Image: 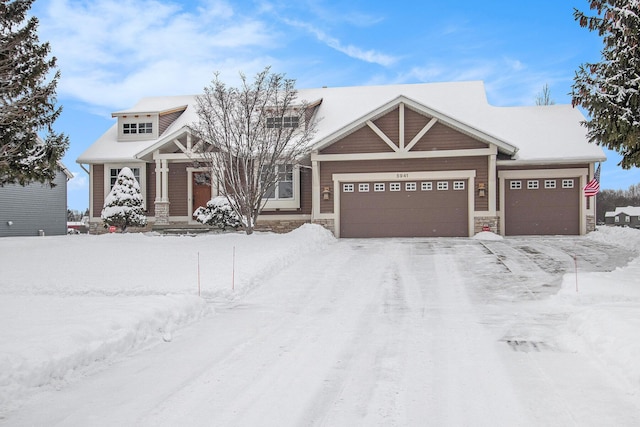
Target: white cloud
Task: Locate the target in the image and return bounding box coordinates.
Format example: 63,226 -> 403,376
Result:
37,0 -> 278,110
283,19 -> 397,67
67,172 -> 88,191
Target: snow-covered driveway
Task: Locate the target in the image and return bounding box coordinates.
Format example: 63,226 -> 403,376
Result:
3,233 -> 640,426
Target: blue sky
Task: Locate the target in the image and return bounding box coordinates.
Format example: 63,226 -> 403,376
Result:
31,0 -> 640,211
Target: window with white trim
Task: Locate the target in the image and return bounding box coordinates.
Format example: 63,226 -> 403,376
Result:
437,181 -> 448,190
527,180 -> 539,190
421,182 -> 432,191
359,183 -> 369,192
453,181 -> 465,190
405,182 -> 417,191
266,116 -> 299,129
544,180 -> 556,189
343,183 -> 354,192
374,183 -> 385,192
123,122 -> 152,134
615,216 -> 620,223
625,215 -> 631,223
510,181 -> 522,190
263,164 -> 294,199
110,167 -> 140,189
390,182 -> 401,192
562,179 -> 574,188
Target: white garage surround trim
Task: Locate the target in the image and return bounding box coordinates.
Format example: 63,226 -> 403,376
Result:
498,168 -> 589,236
330,170 -> 477,238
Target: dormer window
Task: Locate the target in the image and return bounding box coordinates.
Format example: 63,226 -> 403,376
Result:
123,122 -> 153,134
267,116 -> 299,129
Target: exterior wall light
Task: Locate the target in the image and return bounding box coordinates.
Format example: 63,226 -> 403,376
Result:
7,221 -> 13,226
478,182 -> 486,197
322,186 -> 331,201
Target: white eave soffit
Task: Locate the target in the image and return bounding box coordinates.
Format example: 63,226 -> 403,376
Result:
312,95 -> 518,155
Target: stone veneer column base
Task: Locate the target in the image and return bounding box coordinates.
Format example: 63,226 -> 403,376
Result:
474,216 -> 500,235
586,215 -> 596,233
312,219 -> 335,236
154,201 -> 170,226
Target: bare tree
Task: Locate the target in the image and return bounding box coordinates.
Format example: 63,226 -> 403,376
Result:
191,67 -> 317,235
535,83 -> 555,106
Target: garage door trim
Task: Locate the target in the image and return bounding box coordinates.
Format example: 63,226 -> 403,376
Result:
332,170 -> 476,238
498,168 -> 588,236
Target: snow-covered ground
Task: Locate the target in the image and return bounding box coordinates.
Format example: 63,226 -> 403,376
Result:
1,225 -> 639,425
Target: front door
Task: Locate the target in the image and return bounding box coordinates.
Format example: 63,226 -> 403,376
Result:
193,172 -> 212,211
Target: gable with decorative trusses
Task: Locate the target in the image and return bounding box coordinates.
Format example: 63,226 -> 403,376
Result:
311,96 -> 517,162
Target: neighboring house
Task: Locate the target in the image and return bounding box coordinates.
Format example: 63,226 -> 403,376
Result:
0,162 -> 73,237
77,81 -> 605,237
604,206 -> 640,228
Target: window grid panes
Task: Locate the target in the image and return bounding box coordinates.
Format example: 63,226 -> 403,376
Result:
405,182 -> 417,191
510,181 -> 522,190
437,181 -> 448,191
343,183 -> 354,192
123,122 -> 152,134
390,182 -> 401,192
528,180 -> 539,190
374,183 -> 385,192
110,168 -> 140,188
359,183 -> 369,192
264,165 -> 294,199
562,179 -> 574,188
453,181 -> 465,190
421,182 -> 432,191
545,180 -> 556,189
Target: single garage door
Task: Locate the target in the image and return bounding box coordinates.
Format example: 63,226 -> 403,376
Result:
504,178 -> 580,235
340,180 -> 468,238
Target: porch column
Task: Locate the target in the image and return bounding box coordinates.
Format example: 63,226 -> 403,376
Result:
154,158 -> 170,225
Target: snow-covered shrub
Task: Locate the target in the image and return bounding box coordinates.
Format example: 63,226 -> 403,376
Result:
101,167 -> 147,232
193,196 -> 241,229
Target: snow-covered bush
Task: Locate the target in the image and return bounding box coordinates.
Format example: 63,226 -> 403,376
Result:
101,167 -> 147,232
193,196 -> 241,230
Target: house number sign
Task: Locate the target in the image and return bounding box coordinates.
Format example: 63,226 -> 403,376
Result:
396,173 -> 410,178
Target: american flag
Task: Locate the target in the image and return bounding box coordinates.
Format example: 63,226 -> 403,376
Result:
584,163 -> 601,197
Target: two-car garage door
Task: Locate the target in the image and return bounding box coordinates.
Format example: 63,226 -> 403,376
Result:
340,179 -> 468,238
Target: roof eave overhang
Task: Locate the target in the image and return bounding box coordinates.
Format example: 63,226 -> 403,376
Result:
496,156 -> 607,166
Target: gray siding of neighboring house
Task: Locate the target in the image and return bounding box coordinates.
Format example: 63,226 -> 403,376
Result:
0,170 -> 68,237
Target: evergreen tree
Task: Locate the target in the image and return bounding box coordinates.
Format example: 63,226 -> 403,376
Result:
0,0 -> 68,186
193,196 -> 241,229
571,1 -> 640,169
101,168 -> 147,232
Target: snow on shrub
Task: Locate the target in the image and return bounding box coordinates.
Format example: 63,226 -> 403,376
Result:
193,196 -> 241,229
101,167 -> 147,232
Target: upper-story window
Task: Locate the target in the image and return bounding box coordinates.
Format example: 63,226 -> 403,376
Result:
123,122 -> 153,134
267,116 -> 299,129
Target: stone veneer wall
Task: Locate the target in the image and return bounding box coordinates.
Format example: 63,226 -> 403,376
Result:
586,215 -> 596,233
254,219 -> 310,234
311,218 -> 335,235
474,216 -> 500,235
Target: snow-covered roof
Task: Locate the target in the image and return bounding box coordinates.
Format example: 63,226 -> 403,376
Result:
605,206 -> 640,217
77,81 -> 606,164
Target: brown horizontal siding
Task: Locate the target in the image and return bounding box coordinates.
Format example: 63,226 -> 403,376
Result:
146,165 -> 156,216
404,107 -> 431,144
372,107 -> 399,148
92,164 -> 104,218
320,156 -> 488,213
411,122 -> 487,151
320,125 -> 396,154
168,163 -> 188,216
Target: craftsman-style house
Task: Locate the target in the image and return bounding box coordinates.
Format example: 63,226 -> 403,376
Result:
77,81 -> 605,237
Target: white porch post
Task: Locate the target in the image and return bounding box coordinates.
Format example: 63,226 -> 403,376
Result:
154,156 -> 170,225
